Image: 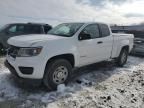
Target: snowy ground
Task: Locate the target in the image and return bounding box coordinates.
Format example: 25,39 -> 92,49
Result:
0,56 -> 144,108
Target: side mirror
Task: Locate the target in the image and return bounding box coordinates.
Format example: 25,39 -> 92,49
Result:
79,32 -> 91,40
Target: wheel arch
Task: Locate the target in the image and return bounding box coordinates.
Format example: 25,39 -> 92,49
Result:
116,45 -> 130,58
121,45 -> 129,53
45,53 -> 75,68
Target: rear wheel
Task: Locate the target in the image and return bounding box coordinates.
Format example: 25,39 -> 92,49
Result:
0,44 -> 4,55
43,59 -> 72,90
116,48 -> 129,67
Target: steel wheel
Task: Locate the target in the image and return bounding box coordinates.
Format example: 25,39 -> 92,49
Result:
53,66 -> 68,84
43,59 -> 72,90
121,51 -> 127,64
116,48 -> 128,67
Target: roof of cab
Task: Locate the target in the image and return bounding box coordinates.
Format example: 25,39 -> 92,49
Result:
8,22 -> 51,26
61,22 -> 109,25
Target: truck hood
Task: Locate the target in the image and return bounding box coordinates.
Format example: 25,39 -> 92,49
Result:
8,34 -> 66,47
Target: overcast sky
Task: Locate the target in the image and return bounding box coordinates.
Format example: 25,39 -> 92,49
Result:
0,0 -> 144,25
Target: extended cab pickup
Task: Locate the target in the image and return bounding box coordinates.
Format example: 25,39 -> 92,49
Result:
5,22 -> 134,90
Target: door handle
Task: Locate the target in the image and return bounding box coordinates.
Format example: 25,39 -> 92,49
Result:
97,41 -> 103,44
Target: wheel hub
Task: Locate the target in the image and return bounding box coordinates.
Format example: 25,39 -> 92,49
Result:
53,66 -> 68,84
57,72 -> 63,78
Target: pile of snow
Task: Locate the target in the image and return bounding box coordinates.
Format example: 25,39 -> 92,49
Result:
0,59 -> 20,101
0,56 -> 144,108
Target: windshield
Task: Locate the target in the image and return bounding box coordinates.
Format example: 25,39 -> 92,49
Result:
0,24 -> 9,32
48,23 -> 84,37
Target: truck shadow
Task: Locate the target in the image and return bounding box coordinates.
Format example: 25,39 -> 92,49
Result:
71,61 -> 116,84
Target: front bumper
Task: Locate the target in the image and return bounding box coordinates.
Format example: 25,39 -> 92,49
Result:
5,53 -> 46,79
4,60 -> 42,86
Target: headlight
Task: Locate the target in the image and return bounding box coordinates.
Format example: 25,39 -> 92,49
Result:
17,47 -> 42,57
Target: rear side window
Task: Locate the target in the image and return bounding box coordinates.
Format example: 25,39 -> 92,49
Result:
25,25 -> 41,34
99,24 -> 110,37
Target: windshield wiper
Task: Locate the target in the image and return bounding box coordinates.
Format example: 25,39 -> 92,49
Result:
48,33 -> 70,37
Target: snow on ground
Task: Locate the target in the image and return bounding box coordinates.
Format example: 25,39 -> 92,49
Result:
0,56 -> 144,108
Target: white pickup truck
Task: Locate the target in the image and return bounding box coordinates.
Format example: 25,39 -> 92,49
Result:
5,22 -> 134,90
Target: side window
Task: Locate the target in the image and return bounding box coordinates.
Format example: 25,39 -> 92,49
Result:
81,24 -> 100,39
25,25 -> 31,34
17,25 -> 25,33
99,24 -> 110,37
8,25 -> 17,33
25,25 -> 41,34
32,25 -> 41,34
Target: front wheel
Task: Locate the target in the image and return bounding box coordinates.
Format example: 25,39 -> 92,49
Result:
43,59 -> 72,90
116,48 -> 129,67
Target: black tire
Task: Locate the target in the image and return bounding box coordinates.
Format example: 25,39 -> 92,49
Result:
43,59 -> 72,90
0,44 -> 4,55
116,48 -> 129,67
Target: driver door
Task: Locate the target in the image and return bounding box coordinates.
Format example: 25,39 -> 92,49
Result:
78,24 -> 104,66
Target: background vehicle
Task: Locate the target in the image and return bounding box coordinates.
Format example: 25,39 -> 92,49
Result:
5,22 -> 134,90
129,31 -> 144,55
0,23 -> 52,52
111,25 -> 144,56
